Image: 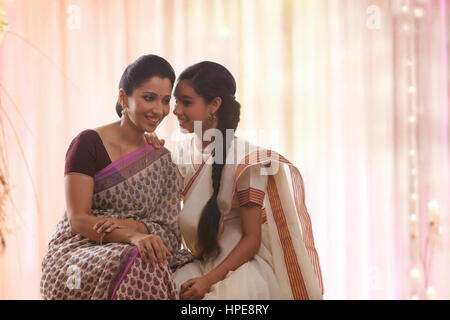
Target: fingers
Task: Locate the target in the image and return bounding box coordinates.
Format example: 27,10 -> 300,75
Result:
144,133 -> 162,149
154,138 -> 162,148
179,287 -> 190,300
180,279 -> 195,293
158,237 -> 171,260
180,287 -> 196,300
93,219 -> 106,232
163,245 -> 171,259
134,235 -> 171,269
144,133 -> 153,145
149,136 -> 159,148
144,240 -> 157,268
105,224 -> 121,233
152,239 -> 164,267
151,137 -> 164,149
150,236 -> 170,266
137,242 -> 149,265
180,278 -> 206,300
94,219 -> 110,233
96,220 -> 115,234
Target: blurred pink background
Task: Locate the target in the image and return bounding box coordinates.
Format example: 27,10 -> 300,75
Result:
0,0 -> 448,299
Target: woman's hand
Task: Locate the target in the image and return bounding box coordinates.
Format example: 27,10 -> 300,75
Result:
144,132 -> 165,149
93,217 -> 124,234
129,233 -> 171,268
179,276 -> 214,300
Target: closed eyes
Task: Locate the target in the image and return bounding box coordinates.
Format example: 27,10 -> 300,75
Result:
175,99 -> 192,106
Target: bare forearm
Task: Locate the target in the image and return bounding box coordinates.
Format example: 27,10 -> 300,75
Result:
70,214 -> 139,243
118,219 -> 148,234
204,235 -> 260,285
100,226 -> 138,245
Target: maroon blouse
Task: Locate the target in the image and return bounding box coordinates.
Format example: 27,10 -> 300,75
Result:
64,129 -> 112,178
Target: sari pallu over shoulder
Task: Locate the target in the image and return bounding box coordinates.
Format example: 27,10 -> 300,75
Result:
234,149 -> 324,299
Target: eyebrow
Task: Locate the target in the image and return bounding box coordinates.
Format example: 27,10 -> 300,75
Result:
142,91 -> 171,97
176,95 -> 193,99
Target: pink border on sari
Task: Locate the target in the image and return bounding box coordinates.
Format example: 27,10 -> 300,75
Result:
94,144 -> 155,181
110,246 -> 139,300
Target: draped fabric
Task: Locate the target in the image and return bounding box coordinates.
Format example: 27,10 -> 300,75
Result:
173,135 -> 323,299
41,142 -> 191,299
0,0 -> 448,299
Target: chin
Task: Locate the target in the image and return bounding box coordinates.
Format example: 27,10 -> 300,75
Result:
142,122 -> 158,133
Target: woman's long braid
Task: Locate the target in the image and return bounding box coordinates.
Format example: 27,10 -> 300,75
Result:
178,61 -> 241,260
197,95 -> 240,259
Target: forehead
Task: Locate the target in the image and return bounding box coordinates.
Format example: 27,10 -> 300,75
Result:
135,77 -> 172,96
174,80 -> 197,98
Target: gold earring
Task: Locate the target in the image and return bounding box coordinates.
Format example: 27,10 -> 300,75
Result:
208,114 -> 216,122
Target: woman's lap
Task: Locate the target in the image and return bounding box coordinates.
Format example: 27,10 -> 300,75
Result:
41,242 -> 177,300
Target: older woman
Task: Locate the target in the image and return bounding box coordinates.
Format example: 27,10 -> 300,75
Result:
40,55 -> 192,300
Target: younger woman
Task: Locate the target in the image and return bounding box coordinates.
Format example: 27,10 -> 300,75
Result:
148,61 -> 324,299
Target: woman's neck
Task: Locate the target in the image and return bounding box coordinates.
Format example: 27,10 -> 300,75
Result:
193,122 -> 219,153
118,116 -> 145,146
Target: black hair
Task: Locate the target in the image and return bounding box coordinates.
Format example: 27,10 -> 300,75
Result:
115,54 -> 176,117
178,61 -> 241,259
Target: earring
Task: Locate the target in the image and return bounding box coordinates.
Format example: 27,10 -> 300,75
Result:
121,107 -> 127,116
208,114 -> 217,122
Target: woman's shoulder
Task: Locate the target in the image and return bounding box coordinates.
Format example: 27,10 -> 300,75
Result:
153,147 -> 180,182
65,128 -> 113,177
71,122 -> 119,149
65,130 -> 100,177
91,122 -> 119,142
228,135 -> 269,163
233,135 -> 266,151
68,129 -> 100,149
67,129 -> 107,157
171,134 -> 194,162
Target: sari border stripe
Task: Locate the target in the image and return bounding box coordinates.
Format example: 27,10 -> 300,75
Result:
267,175 -> 309,300
237,188 -> 266,207
231,149 -> 324,296
94,144 -> 159,180
108,246 -> 139,299
289,165 -> 324,294
181,160 -> 207,197
94,148 -> 170,194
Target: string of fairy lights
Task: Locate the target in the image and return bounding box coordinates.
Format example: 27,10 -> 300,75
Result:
399,0 -> 443,300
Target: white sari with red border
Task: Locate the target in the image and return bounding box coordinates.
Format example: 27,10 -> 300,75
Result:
172,134 -> 324,300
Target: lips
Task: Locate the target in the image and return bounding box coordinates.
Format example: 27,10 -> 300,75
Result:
145,116 -> 160,126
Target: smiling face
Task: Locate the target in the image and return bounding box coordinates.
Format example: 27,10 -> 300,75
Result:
173,79 -> 220,133
119,76 -> 172,133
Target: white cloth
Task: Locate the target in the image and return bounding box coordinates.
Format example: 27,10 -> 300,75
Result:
172,134 -> 323,300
